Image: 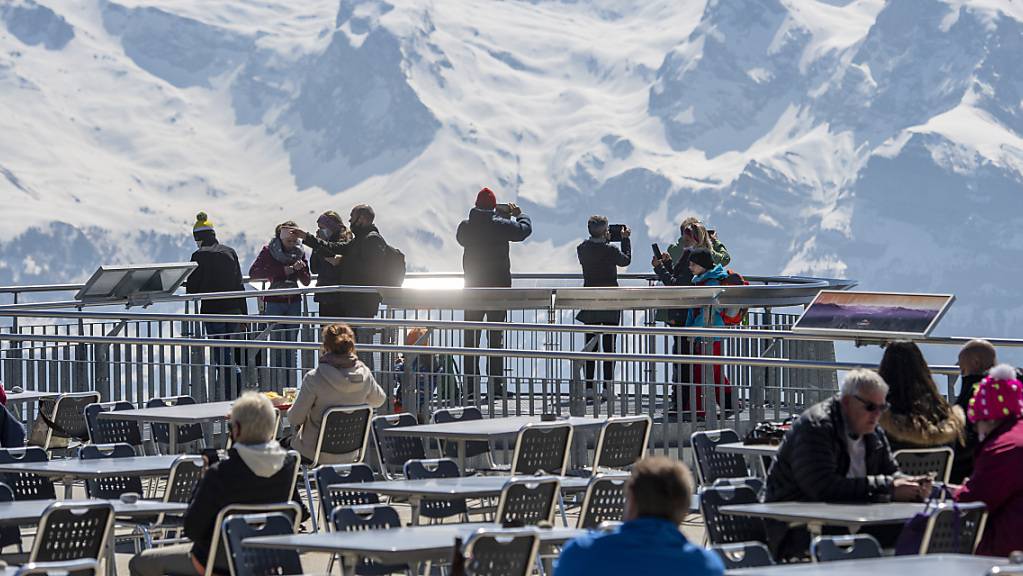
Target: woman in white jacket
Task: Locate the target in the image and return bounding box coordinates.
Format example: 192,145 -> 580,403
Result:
287,323 -> 386,464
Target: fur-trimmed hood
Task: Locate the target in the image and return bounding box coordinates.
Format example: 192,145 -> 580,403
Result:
880,405 -> 966,447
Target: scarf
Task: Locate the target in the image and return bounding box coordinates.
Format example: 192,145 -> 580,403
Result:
269,237 -> 304,266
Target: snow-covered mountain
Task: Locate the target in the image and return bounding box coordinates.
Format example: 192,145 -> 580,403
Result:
1,0 -> 1022,342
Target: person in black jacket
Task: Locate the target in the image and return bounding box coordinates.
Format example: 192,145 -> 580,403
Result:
765,369 -> 930,558
576,216 -> 631,397
128,392 -> 299,576
455,188 -> 532,399
308,211 -> 351,319
291,205 -> 387,368
185,212 -> 249,399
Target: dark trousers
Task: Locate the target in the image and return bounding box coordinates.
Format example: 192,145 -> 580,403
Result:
204,322 -> 242,400
583,325 -> 617,385
464,309 -> 506,396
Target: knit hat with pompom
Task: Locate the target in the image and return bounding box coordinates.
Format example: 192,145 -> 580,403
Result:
968,363 -> 1023,422
193,212 -> 214,233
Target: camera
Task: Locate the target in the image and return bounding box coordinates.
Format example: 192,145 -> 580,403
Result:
608,224 -> 625,242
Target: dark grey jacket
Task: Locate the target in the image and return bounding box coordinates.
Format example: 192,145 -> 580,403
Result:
765,395 -> 899,503
456,208 -> 532,288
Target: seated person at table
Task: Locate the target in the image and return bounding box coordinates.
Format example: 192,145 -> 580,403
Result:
553,456 -> 724,576
129,392 -> 299,576
765,369 -> 930,556
286,322 -> 386,464
952,364 -> 1023,557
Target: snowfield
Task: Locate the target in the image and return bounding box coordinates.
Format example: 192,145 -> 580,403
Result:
1,0 -> 1022,341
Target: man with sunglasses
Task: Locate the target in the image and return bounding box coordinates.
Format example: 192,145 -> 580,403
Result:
764,369 -> 931,558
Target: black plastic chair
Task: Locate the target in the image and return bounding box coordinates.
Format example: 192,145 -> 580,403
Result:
510,423 -> 572,476
920,501 -> 988,554
811,534 -> 883,562
699,485 -> 767,545
592,416 -> 651,472
711,476 -> 764,497
331,505 -> 407,575
38,392 -> 100,451
433,407 -> 505,472
404,458 -> 468,522
315,463 -> 380,528
463,528 -> 540,576
711,541 -> 775,569
370,413 -> 425,480
0,447 -> 56,500
495,477 -> 560,527
223,512 -> 303,576
146,455 -> 204,547
577,474 -> 627,529
690,429 -> 747,485
79,443 -> 143,498
0,481 -> 21,552
30,501 -> 114,564
894,447 -> 954,484
147,396 -> 204,452
84,401 -> 143,448
302,405 -> 373,532
203,502 -> 301,576
13,558 -> 98,576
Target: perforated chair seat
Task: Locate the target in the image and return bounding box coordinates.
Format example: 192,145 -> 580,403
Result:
711,542 -> 774,569
691,429 -> 748,485
894,447 -> 955,484
39,392 -> 100,451
147,396 -> 204,449
700,485 -> 767,545
30,501 -> 114,564
84,402 -> 143,447
920,501 -> 988,555
314,464 -> 379,530
331,505 -> 408,575
0,447 -> 57,500
577,474 -> 627,529
370,413 -> 425,480
79,443 -> 144,500
496,477 -> 560,527
223,512 -> 303,576
811,534 -> 883,562
463,528 -> 541,576
404,458 -> 467,521
510,423 -> 572,476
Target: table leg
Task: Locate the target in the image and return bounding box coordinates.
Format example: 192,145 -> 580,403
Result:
342,553 -> 357,576
457,440 -> 467,473
63,475 -> 73,499
411,496 -> 421,526
169,423 -> 178,454
808,522 -> 824,537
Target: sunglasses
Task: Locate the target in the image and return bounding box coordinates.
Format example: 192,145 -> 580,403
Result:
852,394 -> 890,413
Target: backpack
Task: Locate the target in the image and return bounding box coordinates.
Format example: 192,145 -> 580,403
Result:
719,269 -> 749,325
371,232 -> 407,287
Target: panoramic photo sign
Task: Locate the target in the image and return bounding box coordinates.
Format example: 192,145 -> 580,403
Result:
792,290 -> 955,339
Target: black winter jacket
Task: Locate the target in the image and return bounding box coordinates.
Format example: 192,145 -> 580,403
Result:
185,242 -> 249,315
302,225 -> 387,317
309,231 -> 347,305
184,448 -> 298,571
456,208 -> 532,288
653,247 -> 693,325
577,237 -> 631,287
765,395 -> 899,503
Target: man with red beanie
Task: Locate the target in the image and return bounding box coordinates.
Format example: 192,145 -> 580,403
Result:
456,187 -> 532,400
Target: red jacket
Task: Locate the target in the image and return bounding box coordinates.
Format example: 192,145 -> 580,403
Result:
955,416 -> 1023,557
248,246 -> 310,303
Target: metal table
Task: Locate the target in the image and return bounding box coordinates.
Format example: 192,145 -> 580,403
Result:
336,475 -> 594,525
3,390 -> 60,405
726,554 -> 1007,575
97,400 -> 233,453
244,522 -> 584,576
716,442 -> 780,476
719,501 -> 926,535
377,415 -> 608,471
0,455 -> 180,498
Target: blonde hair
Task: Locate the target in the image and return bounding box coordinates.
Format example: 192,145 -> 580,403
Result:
682,220 -> 713,250
230,391 -> 277,444
322,323 -> 356,356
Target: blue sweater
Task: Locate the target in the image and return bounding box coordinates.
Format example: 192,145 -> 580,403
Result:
553,517 -> 724,576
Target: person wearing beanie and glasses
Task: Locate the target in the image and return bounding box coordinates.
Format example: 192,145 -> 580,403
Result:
308,211 -> 352,319
952,364 -> 1023,557
185,212 -> 249,399
456,187 -> 532,400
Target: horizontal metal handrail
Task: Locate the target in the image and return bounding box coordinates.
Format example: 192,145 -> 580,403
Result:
2,309 -> 1021,349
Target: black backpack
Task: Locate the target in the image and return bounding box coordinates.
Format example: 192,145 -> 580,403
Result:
370,232 -> 406,287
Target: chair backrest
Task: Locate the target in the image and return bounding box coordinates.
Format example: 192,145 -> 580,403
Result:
510,423 -> 572,476
463,528 -> 540,576
577,474 -> 628,529
404,458 -> 466,519
711,476 -> 764,496
811,534 -> 882,562
699,486 -> 767,545
315,463 -> 379,526
495,477 -> 560,527
593,416 -> 651,471
30,501 -> 114,564
921,501 -> 988,555
48,392 -> 101,445
155,455 -> 204,525
370,413 -> 424,479
204,502 -> 301,576
711,542 -> 775,570
690,429 -> 746,485
84,401 -> 142,446
314,405 -> 373,467
79,443 -> 142,498
223,512 -> 303,576
0,447 -> 56,500
14,559 -> 99,576
433,407 -> 490,459
330,504 -> 407,576
894,447 -> 954,484
147,396 -> 204,446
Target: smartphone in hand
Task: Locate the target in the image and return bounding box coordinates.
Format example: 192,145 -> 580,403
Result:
651,243 -> 663,259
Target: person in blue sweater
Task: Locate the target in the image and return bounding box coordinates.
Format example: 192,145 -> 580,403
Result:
554,456 -> 724,576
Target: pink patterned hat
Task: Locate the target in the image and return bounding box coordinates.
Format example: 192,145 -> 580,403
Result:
968,364 -> 1023,423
